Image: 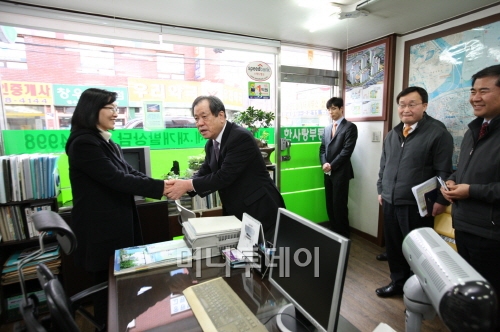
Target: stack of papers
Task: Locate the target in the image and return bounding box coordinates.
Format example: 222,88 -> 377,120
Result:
411,177 -> 438,217
2,243 -> 60,285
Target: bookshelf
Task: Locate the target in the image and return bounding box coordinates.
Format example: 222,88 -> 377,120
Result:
0,197 -> 58,324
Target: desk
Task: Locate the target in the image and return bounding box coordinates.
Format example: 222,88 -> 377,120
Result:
108,257 -> 359,331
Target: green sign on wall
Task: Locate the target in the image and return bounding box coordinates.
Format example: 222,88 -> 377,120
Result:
280,127 -> 324,143
2,127 -> 321,155
2,129 -> 208,154
52,84 -> 129,107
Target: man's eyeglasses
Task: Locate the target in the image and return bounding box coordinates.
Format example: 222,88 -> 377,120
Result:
397,103 -> 423,110
102,106 -> 119,113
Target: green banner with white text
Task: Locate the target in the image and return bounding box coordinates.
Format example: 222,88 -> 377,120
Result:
1,127 -> 324,155
2,129 -> 207,154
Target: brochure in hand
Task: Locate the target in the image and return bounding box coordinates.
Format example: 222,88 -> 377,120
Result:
113,239 -> 192,276
411,177 -> 438,217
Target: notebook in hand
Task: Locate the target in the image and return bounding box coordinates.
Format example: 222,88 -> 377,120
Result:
424,188 -> 438,216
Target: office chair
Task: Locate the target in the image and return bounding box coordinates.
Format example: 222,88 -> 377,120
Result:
18,210 -> 108,332
44,278 -> 80,332
175,199 -> 196,226
35,262 -> 108,331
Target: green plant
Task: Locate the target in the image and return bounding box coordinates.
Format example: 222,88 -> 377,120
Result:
162,171 -> 180,180
233,106 -> 275,147
187,154 -> 205,170
233,106 -> 275,137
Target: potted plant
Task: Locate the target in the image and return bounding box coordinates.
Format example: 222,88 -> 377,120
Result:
233,106 -> 276,164
185,154 -> 205,177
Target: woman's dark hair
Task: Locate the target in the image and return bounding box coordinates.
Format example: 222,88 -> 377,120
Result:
70,88 -> 117,132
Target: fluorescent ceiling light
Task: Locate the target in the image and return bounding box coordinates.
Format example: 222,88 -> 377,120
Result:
296,0 -> 331,8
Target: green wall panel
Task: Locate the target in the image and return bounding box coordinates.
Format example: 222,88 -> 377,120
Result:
281,142 -> 320,169
281,167 -> 323,193
282,188 -> 327,223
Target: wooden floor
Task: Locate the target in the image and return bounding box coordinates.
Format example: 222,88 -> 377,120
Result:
1,234 -> 448,332
340,233 -> 448,332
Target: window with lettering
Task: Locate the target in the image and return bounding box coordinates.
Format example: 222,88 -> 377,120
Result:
0,24 -> 276,153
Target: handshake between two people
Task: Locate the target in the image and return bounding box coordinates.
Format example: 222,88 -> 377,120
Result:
163,179 -> 194,200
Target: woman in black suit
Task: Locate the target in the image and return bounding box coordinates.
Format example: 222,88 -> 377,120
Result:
165,96 -> 285,240
65,88 -> 167,328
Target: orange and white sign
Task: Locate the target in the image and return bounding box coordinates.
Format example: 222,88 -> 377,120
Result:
1,81 -> 53,105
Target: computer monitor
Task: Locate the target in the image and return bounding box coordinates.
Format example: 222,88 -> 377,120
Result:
122,146 -> 152,178
122,146 -> 152,200
268,208 -> 350,332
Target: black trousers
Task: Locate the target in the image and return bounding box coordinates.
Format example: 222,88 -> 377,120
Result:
90,270 -> 108,329
324,174 -> 351,238
455,230 -> 500,330
382,201 -> 433,286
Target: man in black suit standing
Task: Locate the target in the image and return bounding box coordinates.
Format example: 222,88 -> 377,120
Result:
165,96 -> 285,240
319,97 -> 358,238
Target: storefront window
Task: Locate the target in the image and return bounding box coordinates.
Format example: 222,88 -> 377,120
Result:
280,46 -> 339,127
0,25 -> 276,131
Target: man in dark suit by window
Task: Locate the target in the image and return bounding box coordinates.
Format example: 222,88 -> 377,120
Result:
319,97 -> 358,239
165,96 -> 285,240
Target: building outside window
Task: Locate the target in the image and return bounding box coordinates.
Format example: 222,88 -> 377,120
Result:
0,25 -> 277,131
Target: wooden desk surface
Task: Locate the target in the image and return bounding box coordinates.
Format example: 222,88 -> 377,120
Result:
108,257 -> 359,332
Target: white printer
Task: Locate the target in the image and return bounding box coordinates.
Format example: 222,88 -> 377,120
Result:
182,215 -> 241,259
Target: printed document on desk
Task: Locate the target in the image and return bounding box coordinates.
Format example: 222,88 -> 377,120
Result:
411,177 -> 438,217
114,239 -> 192,276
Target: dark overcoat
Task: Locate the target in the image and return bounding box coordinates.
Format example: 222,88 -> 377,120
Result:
66,129 -> 164,272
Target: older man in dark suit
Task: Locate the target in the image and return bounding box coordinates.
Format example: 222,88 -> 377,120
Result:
319,97 -> 358,238
165,96 -> 285,240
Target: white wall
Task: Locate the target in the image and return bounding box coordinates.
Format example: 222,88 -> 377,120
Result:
348,3 -> 500,237
348,121 -> 383,236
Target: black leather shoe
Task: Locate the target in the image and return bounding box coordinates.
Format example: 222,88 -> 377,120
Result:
376,252 -> 388,261
376,282 -> 404,297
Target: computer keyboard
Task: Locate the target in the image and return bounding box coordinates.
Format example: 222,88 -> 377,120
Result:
183,277 -> 267,332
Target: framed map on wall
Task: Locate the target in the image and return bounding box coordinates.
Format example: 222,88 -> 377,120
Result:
404,14 -> 500,167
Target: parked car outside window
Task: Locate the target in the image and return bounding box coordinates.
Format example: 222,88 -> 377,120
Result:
123,116 -> 196,129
